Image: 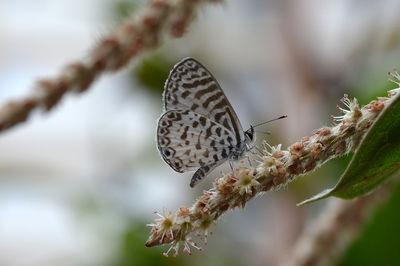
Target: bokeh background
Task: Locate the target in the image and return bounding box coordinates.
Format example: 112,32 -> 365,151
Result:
1,0 -> 400,265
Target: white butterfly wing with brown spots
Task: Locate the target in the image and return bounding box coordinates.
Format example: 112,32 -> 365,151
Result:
158,57 -> 248,187
163,57 -> 244,144
157,110 -> 235,172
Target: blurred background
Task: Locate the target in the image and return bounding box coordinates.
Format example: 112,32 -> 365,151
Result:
1,0 -> 400,265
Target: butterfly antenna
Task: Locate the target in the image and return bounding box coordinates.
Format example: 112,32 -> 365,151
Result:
255,130 -> 271,135
252,115 -> 287,128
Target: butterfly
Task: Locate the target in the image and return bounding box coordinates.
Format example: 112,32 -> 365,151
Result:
157,57 -> 256,187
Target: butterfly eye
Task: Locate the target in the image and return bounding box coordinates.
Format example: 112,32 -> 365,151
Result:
245,131 -> 254,140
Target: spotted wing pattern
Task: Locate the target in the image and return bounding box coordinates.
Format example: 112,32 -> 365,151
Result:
157,110 -> 235,184
190,163 -> 219,187
163,58 -> 244,144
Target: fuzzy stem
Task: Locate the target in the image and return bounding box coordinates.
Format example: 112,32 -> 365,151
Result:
0,0 -> 221,132
146,88 -> 399,256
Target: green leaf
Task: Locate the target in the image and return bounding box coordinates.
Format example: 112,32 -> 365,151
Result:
299,93 -> 400,206
337,181 -> 400,266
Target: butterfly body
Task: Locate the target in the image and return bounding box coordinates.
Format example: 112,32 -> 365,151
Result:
157,58 -> 255,187
231,126 -> 256,160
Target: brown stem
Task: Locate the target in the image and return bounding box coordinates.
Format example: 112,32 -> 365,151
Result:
145,92 -> 395,256
0,0 -> 221,133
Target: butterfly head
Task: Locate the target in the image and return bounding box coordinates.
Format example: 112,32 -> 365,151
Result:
244,125 -> 256,147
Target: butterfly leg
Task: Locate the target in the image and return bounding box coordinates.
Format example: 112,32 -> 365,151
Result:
247,156 -> 252,166
254,146 -> 264,156
229,160 -> 234,172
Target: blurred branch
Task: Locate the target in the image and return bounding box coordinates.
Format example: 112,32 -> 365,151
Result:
281,182 -> 393,266
146,87 -> 400,256
0,0 -> 221,132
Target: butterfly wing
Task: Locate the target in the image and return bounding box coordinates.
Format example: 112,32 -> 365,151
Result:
190,162 -> 219,187
157,110 -> 235,173
163,57 -> 244,144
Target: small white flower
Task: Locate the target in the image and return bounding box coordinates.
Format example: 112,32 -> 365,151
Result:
163,238 -> 203,257
234,170 -> 260,195
194,215 -> 216,245
147,208 -> 176,243
331,94 -> 360,122
388,68 -> 400,97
